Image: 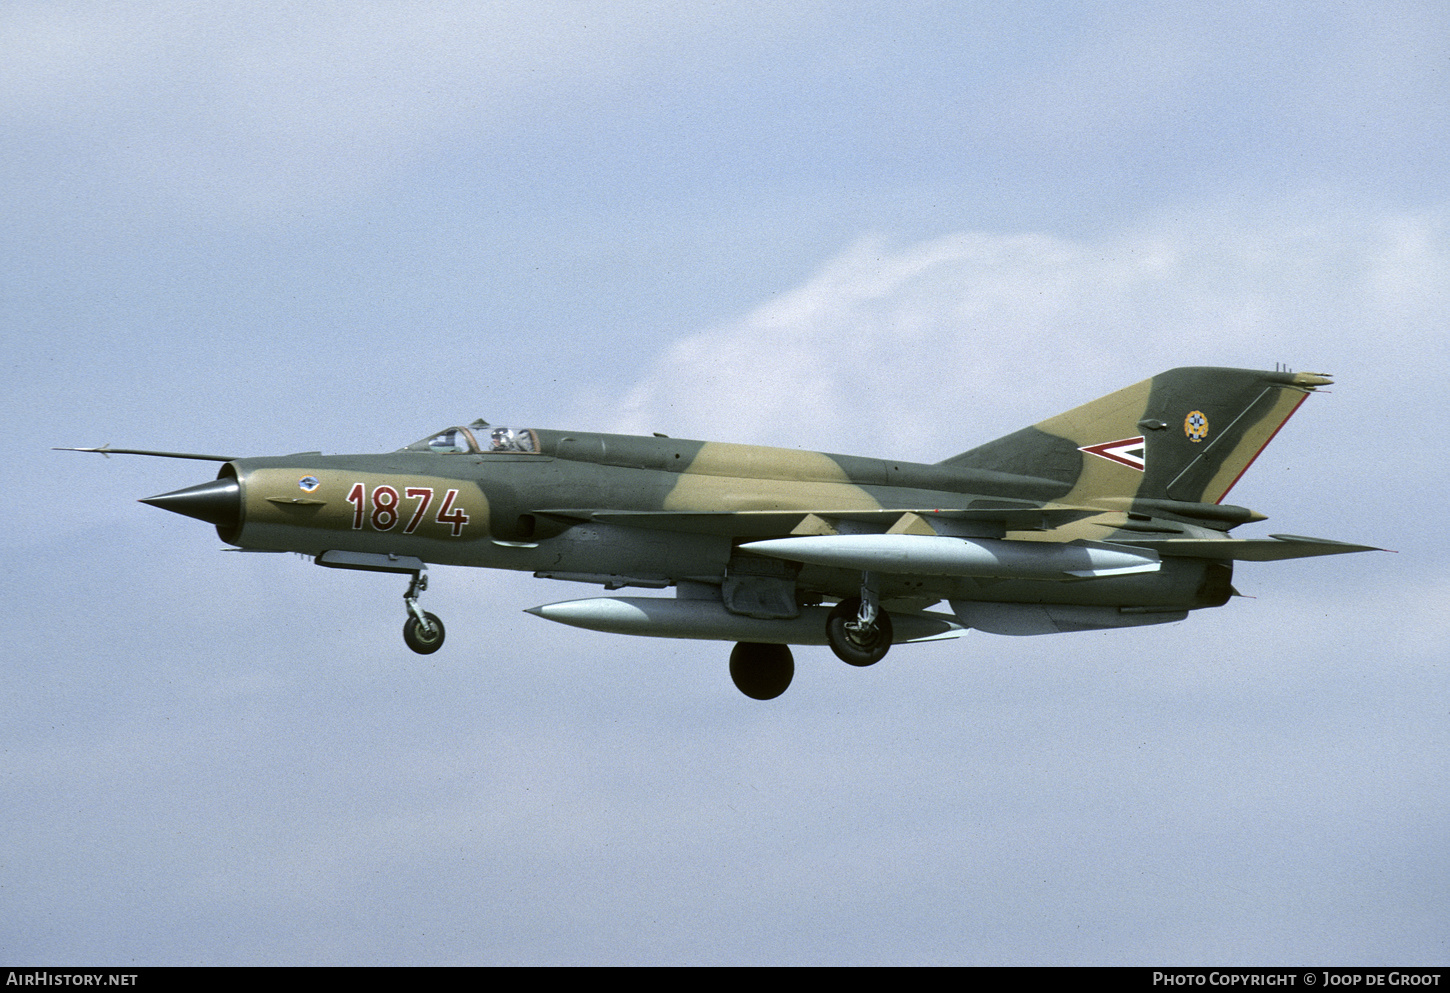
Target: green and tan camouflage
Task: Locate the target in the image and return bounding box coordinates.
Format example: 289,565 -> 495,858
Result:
66,366 -> 1377,699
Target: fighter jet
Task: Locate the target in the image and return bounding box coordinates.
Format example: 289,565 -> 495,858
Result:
63,366 -> 1378,699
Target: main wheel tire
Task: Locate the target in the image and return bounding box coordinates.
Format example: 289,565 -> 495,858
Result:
826,597 -> 893,667
403,612 -> 446,655
729,642 -> 794,700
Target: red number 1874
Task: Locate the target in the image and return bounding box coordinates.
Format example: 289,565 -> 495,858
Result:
345,484 -> 469,536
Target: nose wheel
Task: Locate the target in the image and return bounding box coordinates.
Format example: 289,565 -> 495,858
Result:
403,570 -> 445,654
404,611 -> 446,654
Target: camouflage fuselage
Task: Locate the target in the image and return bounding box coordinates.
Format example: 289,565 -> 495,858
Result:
218,421 -> 1234,613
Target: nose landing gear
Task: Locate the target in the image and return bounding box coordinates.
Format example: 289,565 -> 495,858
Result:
314,550 -> 446,655
402,571 -> 445,655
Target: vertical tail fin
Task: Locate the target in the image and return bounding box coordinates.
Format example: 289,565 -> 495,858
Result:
943,367 -> 1332,507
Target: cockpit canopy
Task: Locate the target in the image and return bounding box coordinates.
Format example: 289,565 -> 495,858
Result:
402,420 -> 540,455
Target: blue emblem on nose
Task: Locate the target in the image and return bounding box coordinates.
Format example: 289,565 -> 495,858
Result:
299,476 -> 320,492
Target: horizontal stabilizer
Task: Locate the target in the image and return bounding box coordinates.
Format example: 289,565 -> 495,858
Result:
1114,533 -> 1382,561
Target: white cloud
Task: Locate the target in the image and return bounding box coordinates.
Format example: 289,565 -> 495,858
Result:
611,204 -> 1450,465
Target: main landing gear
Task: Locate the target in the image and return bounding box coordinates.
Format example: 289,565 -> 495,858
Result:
825,572 -> 893,667
728,573 -> 895,700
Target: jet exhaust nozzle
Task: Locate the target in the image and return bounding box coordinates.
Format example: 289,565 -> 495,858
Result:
140,477 -> 241,530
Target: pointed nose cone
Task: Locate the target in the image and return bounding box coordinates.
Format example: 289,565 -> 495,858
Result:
140,478 -> 241,529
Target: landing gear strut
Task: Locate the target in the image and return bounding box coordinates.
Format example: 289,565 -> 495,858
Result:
826,571 -> 893,666
402,570 -> 445,655
314,551 -> 447,655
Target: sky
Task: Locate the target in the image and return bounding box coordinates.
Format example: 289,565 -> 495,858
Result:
3,2 -> 1447,966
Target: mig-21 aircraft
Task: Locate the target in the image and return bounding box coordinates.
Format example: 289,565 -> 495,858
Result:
63,366 -> 1378,699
